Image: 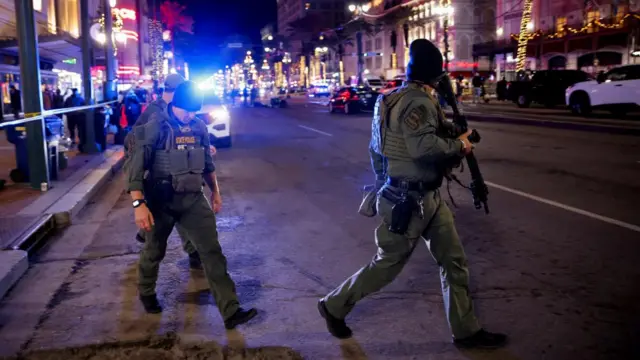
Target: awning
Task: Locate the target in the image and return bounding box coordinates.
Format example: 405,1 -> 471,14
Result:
0,32 -> 82,63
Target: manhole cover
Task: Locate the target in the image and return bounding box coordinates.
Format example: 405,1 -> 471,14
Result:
216,216 -> 244,232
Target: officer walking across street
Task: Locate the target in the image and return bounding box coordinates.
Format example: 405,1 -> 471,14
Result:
127,81 -> 257,329
317,39 -> 507,349
124,74 -> 203,270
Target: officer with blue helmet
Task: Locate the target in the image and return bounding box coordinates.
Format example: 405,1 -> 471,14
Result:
127,81 -> 257,329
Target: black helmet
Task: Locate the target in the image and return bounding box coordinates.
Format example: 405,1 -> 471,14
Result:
406,39 -> 444,84
171,81 -> 202,112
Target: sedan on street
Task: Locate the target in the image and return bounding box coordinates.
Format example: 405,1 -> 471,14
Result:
328,86 -> 379,114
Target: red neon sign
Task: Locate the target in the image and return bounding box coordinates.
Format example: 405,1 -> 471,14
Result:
113,8 -> 136,20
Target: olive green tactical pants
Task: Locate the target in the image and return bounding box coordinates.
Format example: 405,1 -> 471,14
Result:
138,192 -> 240,320
137,228 -> 197,255
323,187 -> 481,339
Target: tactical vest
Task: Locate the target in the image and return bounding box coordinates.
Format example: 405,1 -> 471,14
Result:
152,118 -> 206,193
372,84 -> 446,183
372,87 -> 418,162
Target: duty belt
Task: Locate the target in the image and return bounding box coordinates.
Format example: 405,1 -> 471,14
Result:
386,177 -> 441,192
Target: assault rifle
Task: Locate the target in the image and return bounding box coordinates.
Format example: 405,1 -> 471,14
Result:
433,74 -> 490,214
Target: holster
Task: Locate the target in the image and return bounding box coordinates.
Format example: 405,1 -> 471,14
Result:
381,186 -> 417,235
147,179 -> 174,203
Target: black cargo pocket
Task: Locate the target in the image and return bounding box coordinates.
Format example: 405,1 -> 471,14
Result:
172,173 -> 203,193
169,150 -> 190,175
187,148 -> 205,173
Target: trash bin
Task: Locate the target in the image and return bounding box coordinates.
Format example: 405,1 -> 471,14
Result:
5,116 -> 69,183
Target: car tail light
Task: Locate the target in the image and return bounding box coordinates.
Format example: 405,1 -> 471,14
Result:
352,95 -> 360,101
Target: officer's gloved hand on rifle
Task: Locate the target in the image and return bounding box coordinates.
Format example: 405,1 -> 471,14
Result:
457,129 -> 474,155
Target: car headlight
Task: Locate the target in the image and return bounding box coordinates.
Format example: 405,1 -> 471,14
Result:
210,107 -> 229,122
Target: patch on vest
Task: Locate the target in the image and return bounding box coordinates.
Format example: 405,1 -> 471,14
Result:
404,105 -> 426,130
175,136 -> 196,145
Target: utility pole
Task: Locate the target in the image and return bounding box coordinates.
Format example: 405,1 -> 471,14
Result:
356,31 -> 364,85
80,0 -> 99,153
103,0 -> 116,101
14,0 -> 49,189
136,0 -> 145,77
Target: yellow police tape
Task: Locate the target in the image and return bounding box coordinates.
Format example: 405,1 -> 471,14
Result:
23,112 -> 42,119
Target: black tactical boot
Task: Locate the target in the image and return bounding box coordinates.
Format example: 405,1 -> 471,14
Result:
135,232 -> 145,243
318,300 -> 352,339
224,308 -> 258,329
188,252 -> 202,270
139,294 -> 162,314
453,329 -> 508,349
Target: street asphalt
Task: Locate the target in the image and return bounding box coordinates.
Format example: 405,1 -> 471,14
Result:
0,102 -> 639,360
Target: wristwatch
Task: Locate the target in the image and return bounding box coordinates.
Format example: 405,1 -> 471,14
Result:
132,199 -> 146,208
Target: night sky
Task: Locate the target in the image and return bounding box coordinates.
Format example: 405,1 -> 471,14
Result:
176,0 -> 277,79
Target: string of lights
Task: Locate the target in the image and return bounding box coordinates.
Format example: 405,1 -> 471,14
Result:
515,0 -> 533,72
149,20 -> 164,84
509,13 -> 640,42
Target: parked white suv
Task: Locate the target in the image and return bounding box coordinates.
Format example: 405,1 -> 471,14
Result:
566,64 -> 640,116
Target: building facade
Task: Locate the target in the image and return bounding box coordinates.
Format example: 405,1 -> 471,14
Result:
475,0 -> 640,80
340,0 -> 495,84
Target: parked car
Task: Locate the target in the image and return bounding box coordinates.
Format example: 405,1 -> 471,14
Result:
197,93 -> 232,148
328,86 -> 379,114
507,70 -> 592,108
380,79 -> 404,95
566,64 -> 640,116
364,75 -> 385,92
309,84 -> 331,97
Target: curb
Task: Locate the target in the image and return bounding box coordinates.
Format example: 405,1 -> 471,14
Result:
0,147 -> 124,300
449,112 -> 640,136
299,101 -> 639,135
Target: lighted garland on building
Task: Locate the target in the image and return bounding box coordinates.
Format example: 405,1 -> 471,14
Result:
98,10 -> 124,55
149,20 -> 164,84
510,13 -> 640,42
515,0 -> 533,72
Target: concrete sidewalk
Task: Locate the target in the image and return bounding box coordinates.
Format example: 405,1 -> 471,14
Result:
0,146 -> 124,301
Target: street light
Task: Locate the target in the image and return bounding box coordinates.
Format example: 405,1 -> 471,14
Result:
268,35 -> 273,41
348,3 -> 371,85
496,27 -> 504,37
526,22 -> 534,31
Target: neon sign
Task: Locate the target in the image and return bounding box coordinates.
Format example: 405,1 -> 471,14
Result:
113,8 -> 136,20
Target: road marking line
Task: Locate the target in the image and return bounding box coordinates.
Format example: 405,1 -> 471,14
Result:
298,125 -> 333,137
486,181 -> 640,233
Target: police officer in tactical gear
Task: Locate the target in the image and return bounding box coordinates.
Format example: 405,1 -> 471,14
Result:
127,81 -> 257,329
318,39 -> 507,349
125,74 -> 203,270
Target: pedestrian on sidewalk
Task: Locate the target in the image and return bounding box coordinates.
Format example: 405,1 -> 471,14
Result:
472,73 -> 483,104
9,85 -> 21,120
123,73 -> 204,270
318,39 -> 507,349
127,81 -> 257,329
63,88 -> 86,146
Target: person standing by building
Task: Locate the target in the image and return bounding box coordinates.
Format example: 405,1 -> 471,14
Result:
127,81 -> 257,329
64,88 -> 86,145
9,85 -> 21,119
